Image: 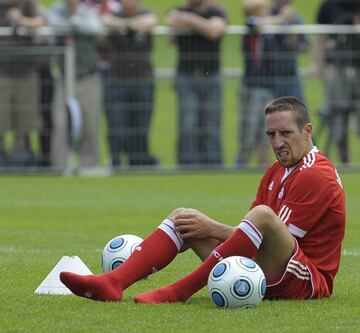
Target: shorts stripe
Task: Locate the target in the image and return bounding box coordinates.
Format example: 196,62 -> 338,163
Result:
267,239 -> 311,285
287,268 -> 310,280
287,262 -> 310,279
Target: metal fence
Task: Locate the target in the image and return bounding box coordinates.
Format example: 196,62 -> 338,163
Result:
0,25 -> 359,174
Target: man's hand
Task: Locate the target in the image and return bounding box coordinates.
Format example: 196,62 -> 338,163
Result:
173,208 -> 216,239
165,9 -> 225,40
165,10 -> 193,28
6,7 -> 23,24
168,208 -> 234,241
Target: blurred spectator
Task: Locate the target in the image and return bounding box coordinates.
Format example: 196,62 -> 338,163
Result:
314,0 -> 360,164
84,0 -> 121,17
166,0 -> 227,167
83,0 -> 121,138
48,0 -> 103,173
237,0 -> 274,167
237,0 -> 308,167
38,54 -> 55,168
101,0 -> 159,168
0,0 -> 45,167
269,0 -> 309,100
37,6 -> 56,168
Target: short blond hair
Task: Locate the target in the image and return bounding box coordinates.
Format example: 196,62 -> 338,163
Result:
243,0 -> 269,17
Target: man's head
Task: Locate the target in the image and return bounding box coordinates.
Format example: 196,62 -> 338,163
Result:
272,0 -> 290,9
264,96 -> 313,168
65,0 -> 80,13
122,0 -> 139,15
187,0 -> 207,9
243,0 -> 269,17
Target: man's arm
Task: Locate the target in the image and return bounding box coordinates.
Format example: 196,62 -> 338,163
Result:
101,12 -> 158,34
169,208 -> 235,241
6,7 -> 45,28
261,4 -> 296,25
70,9 -> 103,35
48,4 -> 103,35
308,33 -> 326,78
165,9 -> 226,40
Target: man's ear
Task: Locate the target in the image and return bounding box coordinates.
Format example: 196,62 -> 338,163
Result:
304,122 -> 313,138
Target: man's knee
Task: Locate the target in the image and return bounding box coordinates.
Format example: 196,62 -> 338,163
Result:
247,204 -> 276,220
167,207 -> 188,221
168,207 -> 200,221
244,205 -> 281,233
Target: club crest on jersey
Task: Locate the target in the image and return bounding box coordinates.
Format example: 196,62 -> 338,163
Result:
268,181 -> 274,191
278,186 -> 285,199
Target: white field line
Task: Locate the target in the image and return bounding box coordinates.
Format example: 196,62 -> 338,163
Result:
341,249 -> 360,257
0,247 -> 102,254
0,247 -> 359,256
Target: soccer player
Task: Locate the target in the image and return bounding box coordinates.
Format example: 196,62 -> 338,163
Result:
60,96 -> 346,302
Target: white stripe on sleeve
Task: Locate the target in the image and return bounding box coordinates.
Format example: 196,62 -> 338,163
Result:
288,223 -> 307,238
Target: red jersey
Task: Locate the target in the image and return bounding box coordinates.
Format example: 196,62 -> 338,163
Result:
251,147 -> 346,294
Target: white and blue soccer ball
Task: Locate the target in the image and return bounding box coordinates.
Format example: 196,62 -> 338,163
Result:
101,234 -> 143,273
208,256 -> 266,308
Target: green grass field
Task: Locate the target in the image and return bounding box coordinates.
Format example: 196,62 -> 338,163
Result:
1,172 -> 359,332
2,1 -> 360,331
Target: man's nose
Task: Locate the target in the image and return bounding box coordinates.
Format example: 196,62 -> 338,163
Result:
272,133 -> 284,149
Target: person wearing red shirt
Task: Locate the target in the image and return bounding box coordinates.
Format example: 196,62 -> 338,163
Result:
60,96 -> 346,302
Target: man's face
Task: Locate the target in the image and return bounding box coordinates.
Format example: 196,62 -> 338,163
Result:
65,0 -> 80,12
265,110 -> 312,168
122,0 -> 138,13
272,0 -> 289,8
188,0 -> 205,7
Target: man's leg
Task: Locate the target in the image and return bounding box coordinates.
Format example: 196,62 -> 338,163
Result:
175,75 -> 200,165
134,205 -> 295,304
199,75 -> 222,165
60,213 -> 185,301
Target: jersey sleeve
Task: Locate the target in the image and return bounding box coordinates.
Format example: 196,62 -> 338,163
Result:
278,169 -> 333,238
250,170 -> 270,209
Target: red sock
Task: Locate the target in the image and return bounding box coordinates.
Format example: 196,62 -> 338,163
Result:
134,220 -> 261,304
60,228 -> 179,301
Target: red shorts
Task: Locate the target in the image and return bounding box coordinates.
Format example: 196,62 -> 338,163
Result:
265,239 -> 331,300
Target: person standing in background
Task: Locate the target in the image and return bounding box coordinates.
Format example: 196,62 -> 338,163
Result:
314,0 -> 360,164
83,0 -> 121,160
0,0 -> 46,167
269,0 -> 309,100
36,5 -> 56,168
48,0 -> 103,174
237,0 -> 274,168
166,0 -> 227,168
237,0 -> 305,168
101,0 -> 159,168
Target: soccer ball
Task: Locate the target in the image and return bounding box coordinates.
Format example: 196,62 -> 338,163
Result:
208,256 -> 266,308
101,234 -> 143,273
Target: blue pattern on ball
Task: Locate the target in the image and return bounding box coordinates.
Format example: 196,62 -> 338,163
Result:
212,291 -> 225,307
112,260 -> 124,270
110,237 -> 124,249
240,257 -> 256,269
233,279 -> 251,297
213,263 -> 227,278
261,278 -> 267,296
